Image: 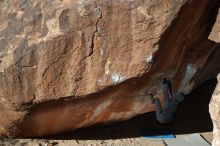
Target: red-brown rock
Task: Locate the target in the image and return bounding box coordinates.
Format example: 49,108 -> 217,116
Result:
0,0 -> 219,137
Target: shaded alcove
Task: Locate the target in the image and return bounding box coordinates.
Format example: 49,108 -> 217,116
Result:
45,78 -> 217,140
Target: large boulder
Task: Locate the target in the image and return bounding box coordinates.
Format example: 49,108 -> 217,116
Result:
0,0 -> 219,137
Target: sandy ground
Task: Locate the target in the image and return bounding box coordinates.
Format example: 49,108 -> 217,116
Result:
0,132 -> 213,146
0,79 -> 216,146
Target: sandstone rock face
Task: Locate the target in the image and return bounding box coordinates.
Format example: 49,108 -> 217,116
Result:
209,9 -> 220,43
209,74 -> 220,146
0,0 -> 220,137
209,8 -> 220,146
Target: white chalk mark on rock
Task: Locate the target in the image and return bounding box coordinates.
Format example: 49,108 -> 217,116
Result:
179,63 -> 197,93
154,44 -> 160,51
145,54 -> 153,63
111,73 -> 125,84
112,74 -> 120,83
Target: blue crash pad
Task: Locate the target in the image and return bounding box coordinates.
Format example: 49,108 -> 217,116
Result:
140,128 -> 176,139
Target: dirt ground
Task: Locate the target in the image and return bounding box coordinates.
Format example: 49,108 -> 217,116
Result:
0,79 -> 216,146
0,132 -> 213,146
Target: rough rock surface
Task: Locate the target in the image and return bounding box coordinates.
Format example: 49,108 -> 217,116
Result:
0,0 -> 220,137
209,8 -> 220,146
209,9 -> 220,43
209,74 -> 220,146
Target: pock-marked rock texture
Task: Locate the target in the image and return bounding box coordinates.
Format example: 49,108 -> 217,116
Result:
0,0 -> 220,137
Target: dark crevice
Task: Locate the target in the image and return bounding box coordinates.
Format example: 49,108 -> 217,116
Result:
88,6 -> 102,57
